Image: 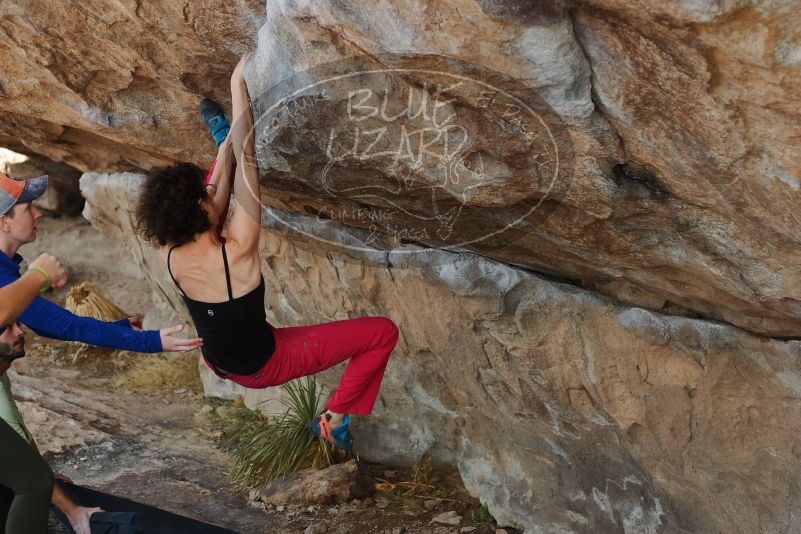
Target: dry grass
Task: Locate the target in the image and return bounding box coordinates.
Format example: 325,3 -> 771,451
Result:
112,354 -> 202,394
373,455 -> 462,509
65,282 -> 128,321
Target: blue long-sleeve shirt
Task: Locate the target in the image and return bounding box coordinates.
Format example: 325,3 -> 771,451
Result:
0,251 -> 162,353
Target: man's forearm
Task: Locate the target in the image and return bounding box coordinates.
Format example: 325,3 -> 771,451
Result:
0,271 -> 46,325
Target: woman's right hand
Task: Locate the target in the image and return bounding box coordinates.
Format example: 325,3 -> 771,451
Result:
159,324 -> 203,352
29,253 -> 68,289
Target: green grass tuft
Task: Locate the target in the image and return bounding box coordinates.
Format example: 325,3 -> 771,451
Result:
222,376 -> 342,487
472,502 -> 496,524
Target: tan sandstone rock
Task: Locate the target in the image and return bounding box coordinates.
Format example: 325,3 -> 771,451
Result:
255,460 -> 372,506
239,0 -> 801,337
0,0 -> 264,170
5,0 -> 801,531
1,1 -> 800,338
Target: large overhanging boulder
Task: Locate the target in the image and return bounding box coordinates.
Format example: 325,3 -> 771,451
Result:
2,1 -> 800,336
240,0 -> 801,337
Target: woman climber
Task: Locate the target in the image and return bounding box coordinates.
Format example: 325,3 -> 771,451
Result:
134,53 -> 399,452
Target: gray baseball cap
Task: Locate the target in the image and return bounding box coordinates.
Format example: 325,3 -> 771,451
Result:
0,172 -> 48,215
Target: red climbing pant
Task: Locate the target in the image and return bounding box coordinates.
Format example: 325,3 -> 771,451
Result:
206,316 -> 399,415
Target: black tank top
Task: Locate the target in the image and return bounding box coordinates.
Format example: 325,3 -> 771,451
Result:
167,243 -> 275,376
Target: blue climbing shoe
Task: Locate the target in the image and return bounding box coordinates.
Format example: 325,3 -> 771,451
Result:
198,97 -> 230,147
307,413 -> 354,452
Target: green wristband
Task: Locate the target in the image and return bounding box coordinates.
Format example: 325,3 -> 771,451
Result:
26,266 -> 51,294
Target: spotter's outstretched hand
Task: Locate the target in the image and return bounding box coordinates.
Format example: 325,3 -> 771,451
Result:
159,324 -> 203,352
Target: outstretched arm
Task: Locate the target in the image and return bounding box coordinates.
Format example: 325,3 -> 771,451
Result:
227,52 -> 262,253
17,295 -> 202,353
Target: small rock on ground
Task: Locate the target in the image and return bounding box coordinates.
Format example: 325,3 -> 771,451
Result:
257,460 -> 372,505
424,498 -> 441,510
304,521 -> 329,534
431,510 -> 462,526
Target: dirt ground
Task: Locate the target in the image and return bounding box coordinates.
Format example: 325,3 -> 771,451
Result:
8,215 -> 510,534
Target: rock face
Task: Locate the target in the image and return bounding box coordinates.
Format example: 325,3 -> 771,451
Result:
0,0 -> 264,171
2,1 -> 801,338
82,171 -> 801,533
241,0 -> 801,338
7,0 -> 801,531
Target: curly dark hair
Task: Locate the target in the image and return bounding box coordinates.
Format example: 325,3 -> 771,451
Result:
135,162 -> 213,247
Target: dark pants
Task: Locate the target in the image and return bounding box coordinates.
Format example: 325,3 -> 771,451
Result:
0,418 -> 54,534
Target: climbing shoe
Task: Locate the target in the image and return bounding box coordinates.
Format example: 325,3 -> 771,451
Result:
198,97 -> 230,147
307,412 -> 354,452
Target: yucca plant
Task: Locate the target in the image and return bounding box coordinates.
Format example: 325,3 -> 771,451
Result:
224,376 -> 341,488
